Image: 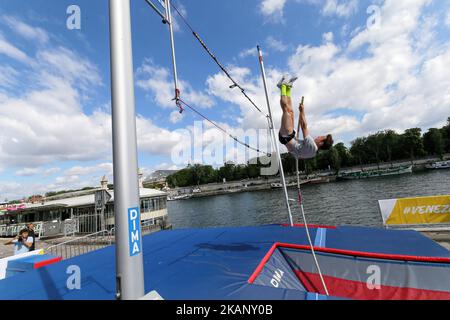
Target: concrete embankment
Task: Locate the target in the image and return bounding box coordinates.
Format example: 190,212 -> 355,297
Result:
175,176 -> 332,199
421,231 -> 450,251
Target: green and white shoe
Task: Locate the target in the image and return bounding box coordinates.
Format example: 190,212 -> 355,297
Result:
277,75 -> 298,88
277,75 -> 289,89
286,76 -> 298,87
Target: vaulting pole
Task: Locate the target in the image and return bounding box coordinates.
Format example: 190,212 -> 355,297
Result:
296,97 -> 329,296
109,0 -> 145,300
257,46 -> 294,227
165,0 -> 180,100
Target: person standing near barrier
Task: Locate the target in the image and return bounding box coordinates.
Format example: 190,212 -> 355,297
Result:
26,223 -> 36,251
4,229 -> 33,255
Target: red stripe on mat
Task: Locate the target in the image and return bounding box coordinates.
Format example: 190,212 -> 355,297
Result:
34,257 -> 62,269
296,270 -> 450,300
248,243 -> 450,285
277,243 -> 450,263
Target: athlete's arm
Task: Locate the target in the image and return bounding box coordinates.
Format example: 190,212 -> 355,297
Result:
299,101 -> 309,139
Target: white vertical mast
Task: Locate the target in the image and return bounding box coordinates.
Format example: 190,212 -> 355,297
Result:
109,0 -> 145,300
257,46 -> 294,227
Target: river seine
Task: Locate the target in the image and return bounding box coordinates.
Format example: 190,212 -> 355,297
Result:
168,170 -> 450,229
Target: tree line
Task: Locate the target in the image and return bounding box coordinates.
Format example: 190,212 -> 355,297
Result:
166,118 -> 450,188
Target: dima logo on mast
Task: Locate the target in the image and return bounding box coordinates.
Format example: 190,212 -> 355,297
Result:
128,207 -> 142,256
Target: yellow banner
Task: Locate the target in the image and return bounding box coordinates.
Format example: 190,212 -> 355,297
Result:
384,195 -> 450,226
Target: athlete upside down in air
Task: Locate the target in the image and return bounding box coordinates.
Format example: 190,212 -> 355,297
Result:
277,75 -> 334,159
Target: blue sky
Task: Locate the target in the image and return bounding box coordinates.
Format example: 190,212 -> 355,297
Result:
0,0 -> 449,199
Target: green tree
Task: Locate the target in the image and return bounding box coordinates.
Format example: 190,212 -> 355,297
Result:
334,143 -> 350,168
246,163 -> 260,179
382,130 -> 401,164
281,153 -> 296,175
218,163 -> 235,182
350,137 -> 368,167
366,132 -> 384,168
441,117 -> 450,152
401,128 -> 425,160
328,147 -> 341,173
423,128 -> 444,158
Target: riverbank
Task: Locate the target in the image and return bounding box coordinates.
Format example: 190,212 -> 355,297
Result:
337,156 -> 447,173
169,176 -> 331,200
168,156 -> 447,200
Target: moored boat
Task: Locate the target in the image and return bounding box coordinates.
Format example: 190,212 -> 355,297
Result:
338,165 -> 413,181
425,161 -> 450,170
167,194 -> 192,201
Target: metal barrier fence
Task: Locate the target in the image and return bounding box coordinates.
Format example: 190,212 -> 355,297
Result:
76,214 -> 104,234
0,222 -> 43,238
46,230 -> 113,260
46,219 -> 161,261
1,217 -> 102,238
108,219 -> 159,237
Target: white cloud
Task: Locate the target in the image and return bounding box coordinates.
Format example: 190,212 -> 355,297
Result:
44,167 -> 61,176
287,0 -> 449,136
0,65 -> 19,89
15,166 -> 60,178
0,80 -> 111,170
15,168 -> 41,177
239,47 -> 257,59
170,110 -> 183,124
64,163 -> 112,176
143,162 -> 181,176
2,15 -> 49,44
322,32 -> 334,43
2,1 -> 450,198
170,2 -> 187,33
136,115 -> 186,156
260,0 -> 359,21
321,0 -> 359,18
208,0 -> 450,146
446,11 -> 450,27
0,33 -> 30,64
260,0 -> 288,21
0,17 -> 206,199
266,36 -> 288,52
36,47 -> 103,90
136,59 -> 214,109
0,182 -> 25,200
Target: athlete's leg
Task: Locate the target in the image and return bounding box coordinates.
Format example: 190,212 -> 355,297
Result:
280,89 -> 294,136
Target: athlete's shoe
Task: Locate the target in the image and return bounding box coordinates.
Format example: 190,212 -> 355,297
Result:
286,76 -> 298,87
277,74 -> 298,88
277,75 -> 289,89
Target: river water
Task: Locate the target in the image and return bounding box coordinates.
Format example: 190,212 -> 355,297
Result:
168,170 -> 450,229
